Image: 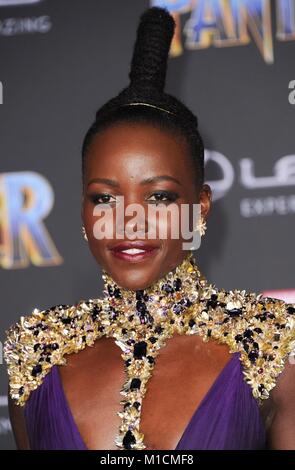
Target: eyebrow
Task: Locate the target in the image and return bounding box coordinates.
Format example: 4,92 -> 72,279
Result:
87,175 -> 182,187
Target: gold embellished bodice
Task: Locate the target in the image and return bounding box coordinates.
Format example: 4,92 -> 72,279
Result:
4,252 -> 295,450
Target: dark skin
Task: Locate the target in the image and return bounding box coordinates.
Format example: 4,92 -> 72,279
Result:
9,123 -> 295,449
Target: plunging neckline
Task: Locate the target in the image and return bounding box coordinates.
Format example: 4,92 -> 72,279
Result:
55,351 -> 240,450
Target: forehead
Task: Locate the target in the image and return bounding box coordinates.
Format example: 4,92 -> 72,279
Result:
84,122 -> 194,181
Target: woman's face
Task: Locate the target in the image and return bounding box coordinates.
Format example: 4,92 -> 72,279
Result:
82,122 -> 211,290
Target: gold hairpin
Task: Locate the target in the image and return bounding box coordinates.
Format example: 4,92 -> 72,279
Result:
122,102 -> 176,116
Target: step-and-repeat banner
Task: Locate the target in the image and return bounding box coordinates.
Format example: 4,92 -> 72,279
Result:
0,0 -> 294,449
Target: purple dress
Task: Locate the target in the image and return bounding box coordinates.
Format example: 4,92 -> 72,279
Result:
24,351 -> 266,450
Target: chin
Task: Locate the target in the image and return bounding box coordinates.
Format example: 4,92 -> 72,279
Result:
110,269 -> 159,291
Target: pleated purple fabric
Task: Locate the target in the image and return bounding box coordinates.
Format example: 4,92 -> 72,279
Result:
24,351 -> 266,450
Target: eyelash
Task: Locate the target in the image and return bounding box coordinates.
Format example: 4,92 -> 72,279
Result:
88,191 -> 179,205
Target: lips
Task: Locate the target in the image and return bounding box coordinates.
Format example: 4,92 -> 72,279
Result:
109,241 -> 159,262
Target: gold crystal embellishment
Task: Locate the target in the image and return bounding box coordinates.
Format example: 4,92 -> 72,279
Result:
4,252 -> 295,450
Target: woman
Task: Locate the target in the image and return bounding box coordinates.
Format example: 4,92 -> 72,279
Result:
4,7 -> 295,450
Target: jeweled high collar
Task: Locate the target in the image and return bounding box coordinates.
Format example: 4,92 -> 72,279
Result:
101,252 -> 209,328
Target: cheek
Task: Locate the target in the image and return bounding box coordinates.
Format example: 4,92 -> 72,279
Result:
147,204 -> 185,241
83,202 -> 114,241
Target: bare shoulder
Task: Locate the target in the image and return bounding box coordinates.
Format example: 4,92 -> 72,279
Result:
267,351 -> 295,449
8,388 -> 30,449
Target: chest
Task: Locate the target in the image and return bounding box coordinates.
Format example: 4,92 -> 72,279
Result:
59,335 -> 233,450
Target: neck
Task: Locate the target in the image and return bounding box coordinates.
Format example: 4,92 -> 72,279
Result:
101,252 -> 209,327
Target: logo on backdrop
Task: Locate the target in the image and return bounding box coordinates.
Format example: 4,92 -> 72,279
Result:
0,0 -> 43,5
151,0 -> 295,64
0,172 -> 63,269
205,150 -> 295,217
289,80 -> 295,104
0,0 -> 51,36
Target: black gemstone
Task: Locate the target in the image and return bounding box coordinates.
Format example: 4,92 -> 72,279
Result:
258,384 -> 265,393
173,278 -> 182,291
33,343 -> 40,352
244,329 -> 254,338
31,364 -> 42,377
133,341 -> 147,359
137,311 -> 149,324
248,350 -> 259,362
189,319 -> 195,328
207,294 -> 218,308
92,305 -> 101,320
114,288 -> 122,298
162,283 -> 174,294
121,328 -> 128,335
254,327 -> 263,334
256,313 -> 267,321
107,285 -> 114,296
123,402 -> 131,410
133,401 -> 140,410
154,326 -> 163,335
61,317 -> 71,324
33,330 -> 39,336
287,306 -> 295,315
235,334 -> 243,342
242,340 -> 250,353
122,430 -> 136,449
274,333 -> 280,341
180,298 -> 192,307
226,308 -> 242,317
136,301 -> 147,313
149,336 -> 157,344
19,386 -> 24,396
136,290 -> 144,300
51,343 -> 59,350
130,378 -> 141,390
147,355 -> 154,364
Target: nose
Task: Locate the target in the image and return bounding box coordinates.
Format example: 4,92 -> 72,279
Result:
115,200 -> 149,239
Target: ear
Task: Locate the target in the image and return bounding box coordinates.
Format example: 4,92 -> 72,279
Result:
199,184 -> 212,220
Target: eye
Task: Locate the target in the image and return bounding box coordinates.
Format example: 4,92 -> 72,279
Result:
88,193 -> 117,205
147,191 -> 179,204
